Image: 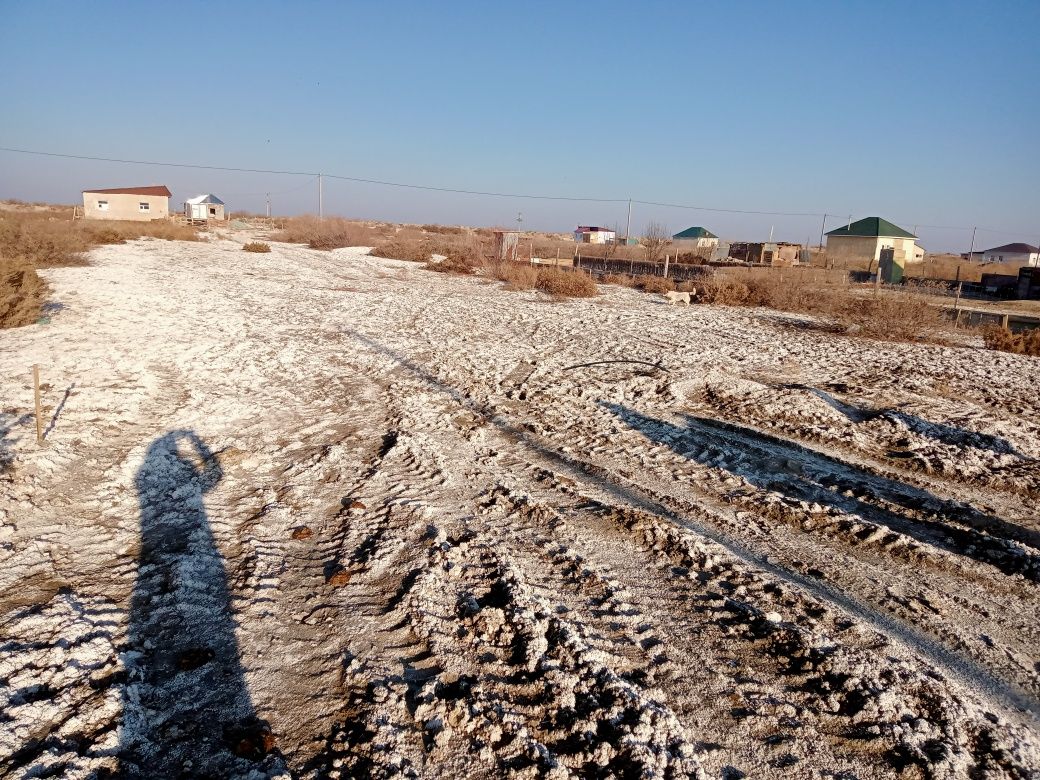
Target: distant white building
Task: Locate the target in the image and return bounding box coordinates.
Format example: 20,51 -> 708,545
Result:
184,193 -> 226,222
980,242 -> 1039,267
574,225 -> 616,244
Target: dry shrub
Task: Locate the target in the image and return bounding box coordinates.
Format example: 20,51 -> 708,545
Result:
126,221 -> 200,242
0,254 -> 46,328
422,235 -> 489,275
0,209 -> 200,268
639,276 -> 675,294
535,268 -> 598,298
601,273 -> 636,287
243,241 -> 271,253
274,216 -> 380,250
369,238 -> 434,263
697,277 -> 751,305
0,214 -> 93,267
87,227 -> 127,245
982,326 -> 1040,356
426,255 -> 478,275
421,224 -> 464,235
676,280 -> 699,293
833,285 -> 949,341
492,262 -> 539,290
744,275 -> 821,311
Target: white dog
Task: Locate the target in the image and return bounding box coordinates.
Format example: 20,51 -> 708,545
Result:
663,290 -> 694,305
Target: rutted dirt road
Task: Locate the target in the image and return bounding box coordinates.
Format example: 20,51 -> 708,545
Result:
1,235 -> 1038,778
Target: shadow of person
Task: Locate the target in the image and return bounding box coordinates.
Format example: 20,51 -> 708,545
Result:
119,431 -> 281,778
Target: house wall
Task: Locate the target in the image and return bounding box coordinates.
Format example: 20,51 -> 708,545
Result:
83,192 -> 169,221
574,231 -> 615,244
826,235 -> 917,266
673,237 -> 718,250
982,250 -> 1038,266
187,203 -> 226,220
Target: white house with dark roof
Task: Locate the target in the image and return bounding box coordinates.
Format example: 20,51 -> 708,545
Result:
980,242 -> 1039,267
574,226 -> 616,244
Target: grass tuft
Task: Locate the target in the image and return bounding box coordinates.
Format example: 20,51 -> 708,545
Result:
243,241 -> 271,253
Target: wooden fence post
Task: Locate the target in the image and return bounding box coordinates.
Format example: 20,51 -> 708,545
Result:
33,365 -> 43,445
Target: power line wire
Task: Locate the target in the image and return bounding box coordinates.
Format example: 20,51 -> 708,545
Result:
0,145 -> 1032,235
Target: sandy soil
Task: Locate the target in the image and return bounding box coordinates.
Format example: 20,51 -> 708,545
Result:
1,234 -> 1039,779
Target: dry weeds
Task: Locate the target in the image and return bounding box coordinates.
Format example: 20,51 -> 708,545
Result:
491,263 -> 539,290
535,268 -> 598,298
274,216 -> 383,250
638,276 -> 675,294
600,273 -> 636,287
242,242 -> 271,253
0,253 -> 47,328
982,326 -> 1040,356
0,208 -> 199,268
369,238 -> 434,263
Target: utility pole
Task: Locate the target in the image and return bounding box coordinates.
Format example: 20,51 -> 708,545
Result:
818,213 -> 827,251
266,193 -> 271,219
626,199 -> 632,243
966,226 -> 977,263
516,210 -> 523,233
318,174 -> 324,220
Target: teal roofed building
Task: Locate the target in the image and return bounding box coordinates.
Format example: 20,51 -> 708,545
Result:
825,217 -> 922,281
672,226 -> 719,256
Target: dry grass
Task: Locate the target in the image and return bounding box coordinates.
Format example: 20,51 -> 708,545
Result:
638,276 -> 675,294
489,262 -> 597,297
243,242 -> 271,253
535,268 -> 598,298
982,326 -> 1040,356
697,277 -> 752,305
273,216 -> 384,250
695,270 -> 949,342
0,208 -> 199,268
834,285 -> 949,341
0,253 -> 47,329
491,263 -> 539,290
601,273 -> 636,287
370,238 -> 435,263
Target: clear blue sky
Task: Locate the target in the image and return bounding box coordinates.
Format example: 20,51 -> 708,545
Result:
1,0 -> 1037,252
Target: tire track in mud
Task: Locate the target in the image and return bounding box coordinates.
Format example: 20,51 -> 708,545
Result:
333,331 -> 1040,776
516,427 -> 1040,725
344,333 -> 1040,725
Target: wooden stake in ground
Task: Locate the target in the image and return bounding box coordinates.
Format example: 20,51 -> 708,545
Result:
33,364 -> 43,444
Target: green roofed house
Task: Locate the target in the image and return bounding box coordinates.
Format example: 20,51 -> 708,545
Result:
825,217 -> 920,282
672,226 -> 719,255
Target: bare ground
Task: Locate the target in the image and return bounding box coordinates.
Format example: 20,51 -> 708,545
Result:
1,235 -> 1038,779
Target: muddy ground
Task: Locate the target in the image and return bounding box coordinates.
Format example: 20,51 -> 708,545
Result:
1,235 -> 1039,779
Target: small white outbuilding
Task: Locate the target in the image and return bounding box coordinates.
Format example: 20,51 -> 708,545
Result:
184,194 -> 227,222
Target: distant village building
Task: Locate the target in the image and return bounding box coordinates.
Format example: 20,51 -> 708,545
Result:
184,193 -> 226,222
729,241 -> 802,266
825,217 -> 919,269
980,243 -> 1039,267
574,226 -> 616,244
82,185 -> 171,221
672,227 -> 719,253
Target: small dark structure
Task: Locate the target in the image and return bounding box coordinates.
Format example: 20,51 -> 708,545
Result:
1018,267 -> 1040,300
